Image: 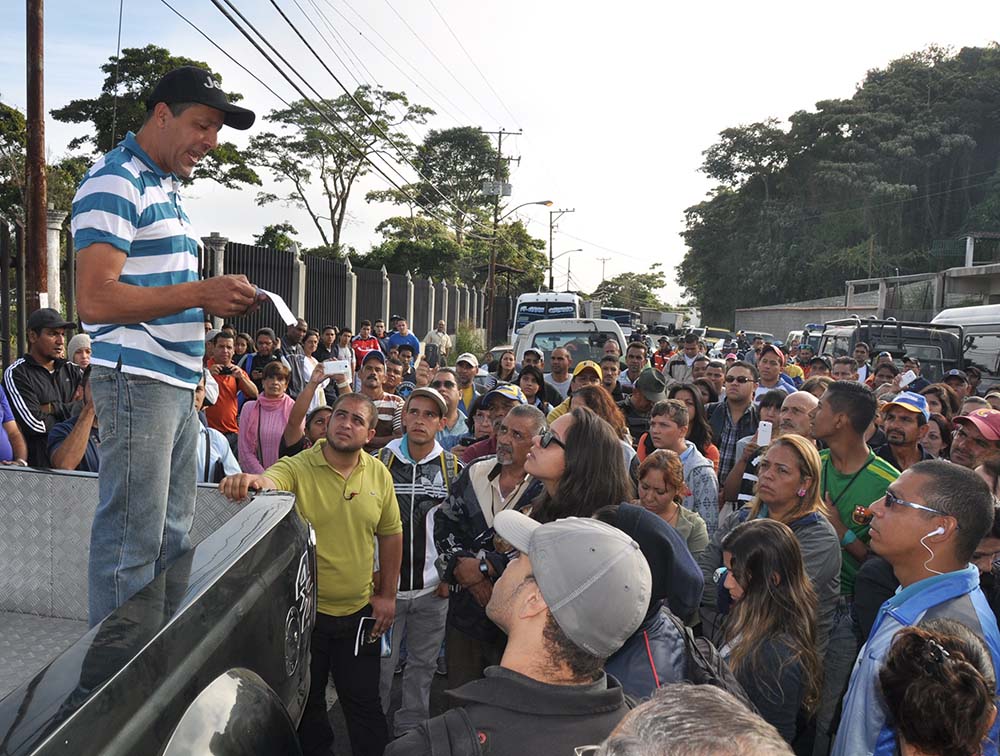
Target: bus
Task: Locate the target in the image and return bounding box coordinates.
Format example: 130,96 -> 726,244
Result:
510,292 -> 582,344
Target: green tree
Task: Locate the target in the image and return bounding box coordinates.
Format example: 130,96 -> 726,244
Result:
369,126 -> 502,245
51,44 -> 260,189
591,266 -> 668,310
253,222 -> 299,252
1,98 -> 89,222
251,86 -> 433,253
680,44 -> 1000,325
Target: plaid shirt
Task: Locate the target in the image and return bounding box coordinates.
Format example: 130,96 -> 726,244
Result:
709,400 -> 759,484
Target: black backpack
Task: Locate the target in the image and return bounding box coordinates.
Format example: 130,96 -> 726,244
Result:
663,611 -> 759,713
422,708 -> 482,756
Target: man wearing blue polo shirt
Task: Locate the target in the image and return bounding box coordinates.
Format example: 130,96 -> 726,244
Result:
72,66 -> 261,625
832,460 -> 1000,756
388,318 -> 421,361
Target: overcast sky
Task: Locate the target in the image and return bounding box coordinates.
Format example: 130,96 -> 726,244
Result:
3,1 -> 1000,307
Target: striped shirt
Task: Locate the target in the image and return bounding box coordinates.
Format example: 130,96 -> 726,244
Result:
70,132 -> 205,389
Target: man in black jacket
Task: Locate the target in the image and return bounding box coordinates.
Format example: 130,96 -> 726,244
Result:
375,387 -> 461,738
3,308 -> 83,467
388,511 -> 651,756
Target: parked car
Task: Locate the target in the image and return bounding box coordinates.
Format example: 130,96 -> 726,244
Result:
0,467 -> 316,755
514,318 -> 626,366
819,317 -> 963,383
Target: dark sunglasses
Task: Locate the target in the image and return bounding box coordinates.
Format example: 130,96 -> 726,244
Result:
539,429 -> 565,450
852,491 -> 956,527
431,380 -> 456,389
725,375 -> 754,384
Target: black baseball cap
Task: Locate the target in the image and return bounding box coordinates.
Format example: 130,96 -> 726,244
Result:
27,308 -> 74,332
145,67 -> 255,130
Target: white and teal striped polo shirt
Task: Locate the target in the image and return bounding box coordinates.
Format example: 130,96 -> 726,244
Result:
71,132 -> 205,389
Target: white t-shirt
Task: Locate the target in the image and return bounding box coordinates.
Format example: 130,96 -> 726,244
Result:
545,374 -> 573,400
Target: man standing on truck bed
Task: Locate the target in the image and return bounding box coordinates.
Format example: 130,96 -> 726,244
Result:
72,66 -> 260,626
221,392 -> 403,756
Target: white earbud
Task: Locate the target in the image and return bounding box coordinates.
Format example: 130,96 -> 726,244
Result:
925,526 -> 945,538
920,526 -> 947,575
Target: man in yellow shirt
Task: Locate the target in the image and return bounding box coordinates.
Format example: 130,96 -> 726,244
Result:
221,392 -> 403,756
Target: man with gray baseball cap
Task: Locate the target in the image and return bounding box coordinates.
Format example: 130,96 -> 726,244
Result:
387,510 -> 651,755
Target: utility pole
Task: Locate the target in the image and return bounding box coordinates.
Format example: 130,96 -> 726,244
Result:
483,128 -> 520,345
26,0 -> 48,312
548,207 -> 575,291
597,257 -> 611,283
566,256 -> 571,292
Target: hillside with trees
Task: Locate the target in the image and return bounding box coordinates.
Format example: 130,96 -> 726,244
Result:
680,44 -> 1000,326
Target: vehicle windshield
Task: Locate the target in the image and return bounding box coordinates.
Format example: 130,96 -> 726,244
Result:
530,331 -> 619,363
515,303 -> 579,330
601,309 -> 635,328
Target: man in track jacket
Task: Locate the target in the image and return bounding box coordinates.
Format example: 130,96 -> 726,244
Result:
832,460 -> 1000,756
376,387 -> 462,737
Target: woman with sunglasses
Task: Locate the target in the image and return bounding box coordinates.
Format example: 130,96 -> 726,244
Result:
697,435 -> 841,653
525,406 -> 634,524
718,518 -> 822,748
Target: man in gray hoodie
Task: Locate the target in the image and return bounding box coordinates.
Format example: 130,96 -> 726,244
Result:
647,398 -> 720,535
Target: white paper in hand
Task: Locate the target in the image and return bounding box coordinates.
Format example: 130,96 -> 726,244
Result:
257,288 -> 297,326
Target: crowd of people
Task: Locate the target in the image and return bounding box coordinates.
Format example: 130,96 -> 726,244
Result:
11,301 -> 1000,754
44,65 -> 1000,756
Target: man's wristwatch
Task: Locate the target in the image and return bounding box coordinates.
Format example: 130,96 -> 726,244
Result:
478,558 -> 490,579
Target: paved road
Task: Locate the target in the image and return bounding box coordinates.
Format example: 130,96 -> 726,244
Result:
327,665 -> 453,755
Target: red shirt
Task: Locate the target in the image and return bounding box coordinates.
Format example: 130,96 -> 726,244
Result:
351,336 -> 382,368
204,358 -> 240,434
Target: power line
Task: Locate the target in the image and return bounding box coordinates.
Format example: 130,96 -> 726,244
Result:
424,0 -> 521,128
333,0 -> 475,125
382,0 -> 505,126
266,0 -> 503,234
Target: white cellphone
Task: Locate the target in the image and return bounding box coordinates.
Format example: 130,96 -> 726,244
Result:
757,420 -> 773,446
324,359 -> 350,376
899,369 -> 917,388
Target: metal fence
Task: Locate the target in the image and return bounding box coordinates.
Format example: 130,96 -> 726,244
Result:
218,242 -> 297,336
413,277 -> 432,336
0,217 -> 26,365
304,256 -> 350,330
355,266 -> 387,325
388,272 -> 410,324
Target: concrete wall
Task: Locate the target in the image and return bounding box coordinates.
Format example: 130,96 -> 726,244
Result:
735,306 -> 878,341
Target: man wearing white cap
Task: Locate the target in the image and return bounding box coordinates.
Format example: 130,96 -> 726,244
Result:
386,511 -> 651,755
454,352 -> 481,416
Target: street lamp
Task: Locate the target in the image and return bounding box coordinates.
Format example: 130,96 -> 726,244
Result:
551,249 -> 582,291
549,208 -> 576,290
486,199 -> 553,344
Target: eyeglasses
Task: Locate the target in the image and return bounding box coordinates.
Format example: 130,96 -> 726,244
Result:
725,375 -> 755,384
431,380 -> 456,389
538,429 -> 565,450
852,490 -> 957,527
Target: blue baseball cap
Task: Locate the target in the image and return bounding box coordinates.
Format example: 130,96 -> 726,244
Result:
482,383 -> 526,407
361,350 -> 386,366
883,391 -> 930,421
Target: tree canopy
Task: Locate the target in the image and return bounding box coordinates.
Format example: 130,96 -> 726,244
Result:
590,266 -> 669,310
251,86 -> 433,254
51,45 -> 260,189
680,44 -> 1000,327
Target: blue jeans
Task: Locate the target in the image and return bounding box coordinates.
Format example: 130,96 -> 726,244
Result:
813,597 -> 861,756
87,365 -> 198,626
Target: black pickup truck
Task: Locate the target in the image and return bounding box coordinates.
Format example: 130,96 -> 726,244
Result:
0,468 -> 316,755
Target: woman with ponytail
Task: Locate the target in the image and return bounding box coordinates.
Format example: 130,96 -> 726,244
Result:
879,619 -> 997,756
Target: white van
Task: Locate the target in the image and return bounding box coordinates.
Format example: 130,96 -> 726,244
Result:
932,305 -> 1000,391
509,292 -> 582,344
